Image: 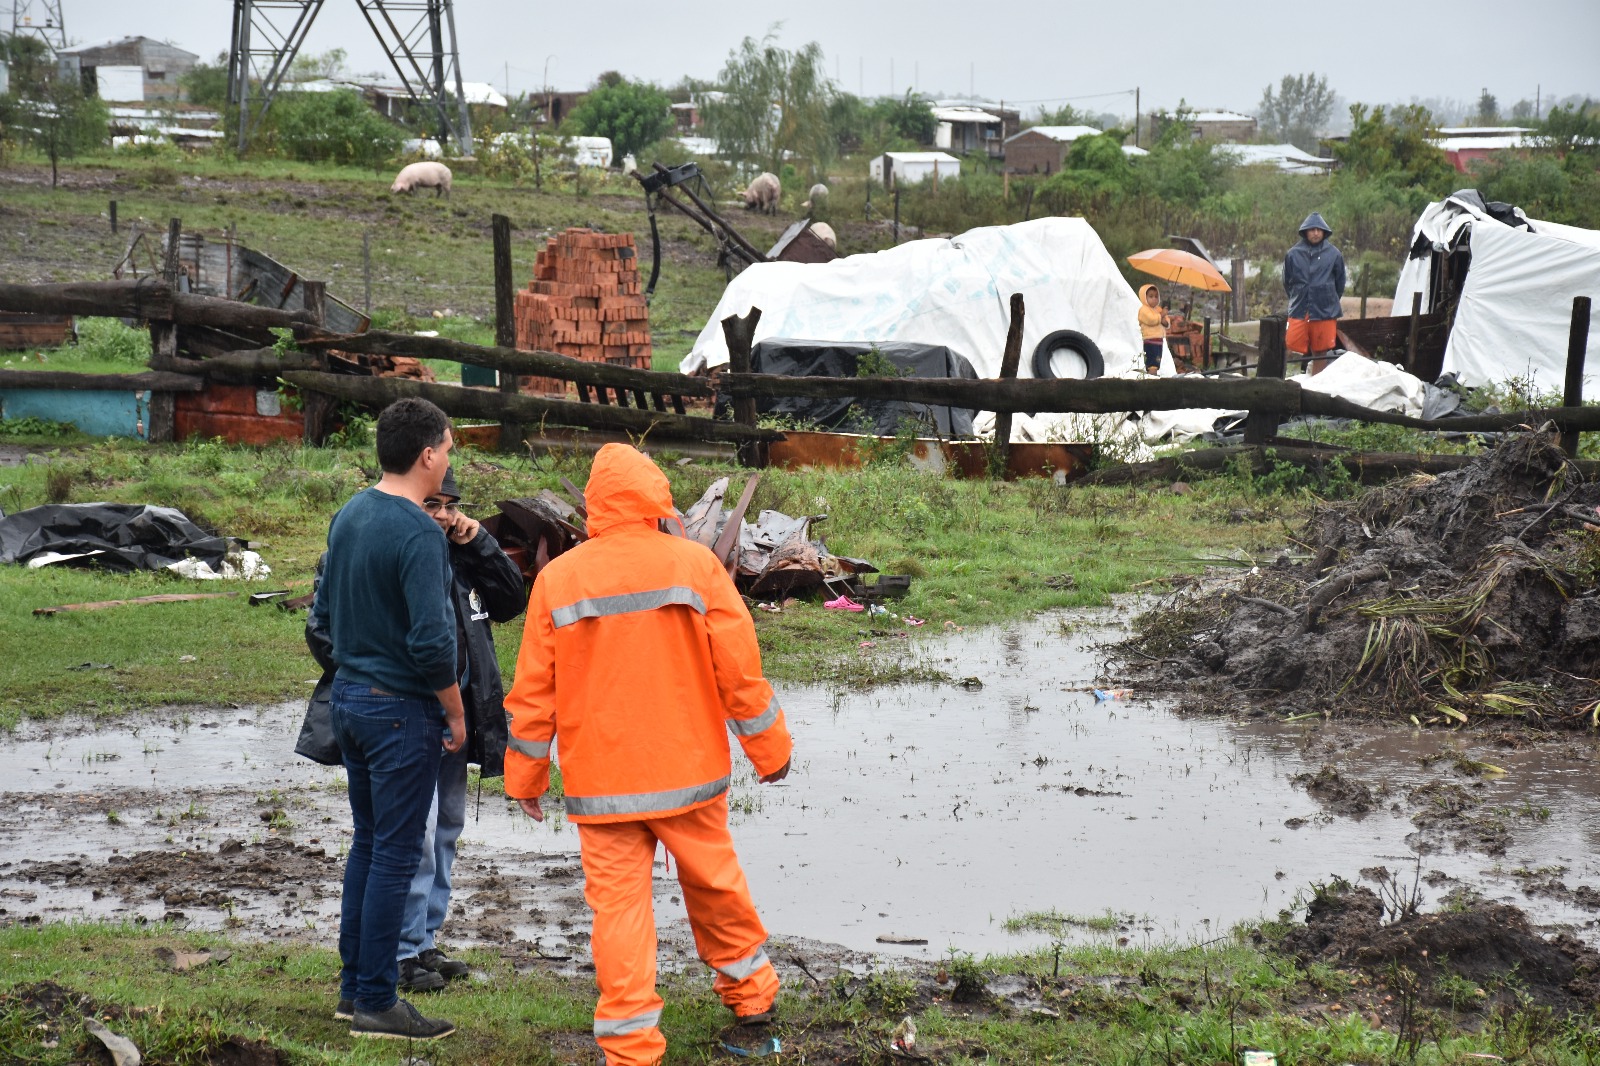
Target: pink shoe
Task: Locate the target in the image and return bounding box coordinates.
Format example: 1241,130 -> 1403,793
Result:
824,594 -> 865,611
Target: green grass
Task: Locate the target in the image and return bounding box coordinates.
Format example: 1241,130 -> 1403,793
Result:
0,436 -> 1295,728
2,920 -> 1589,1065
0,317 -> 152,376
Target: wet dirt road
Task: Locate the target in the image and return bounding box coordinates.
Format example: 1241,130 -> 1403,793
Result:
2,609 -> 1596,962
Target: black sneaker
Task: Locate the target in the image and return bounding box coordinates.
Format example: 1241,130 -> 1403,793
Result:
398,957 -> 447,993
334,998 -> 354,1021
350,998 -> 456,1041
417,948 -> 470,980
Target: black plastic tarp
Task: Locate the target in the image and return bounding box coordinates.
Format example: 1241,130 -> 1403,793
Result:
728,338 -> 980,436
0,503 -> 228,572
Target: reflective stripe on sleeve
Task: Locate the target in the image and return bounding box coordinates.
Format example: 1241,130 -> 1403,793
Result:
564,776 -> 729,818
593,1008 -> 662,1037
713,946 -> 771,982
551,586 -> 707,629
727,693 -> 781,737
506,734 -> 550,759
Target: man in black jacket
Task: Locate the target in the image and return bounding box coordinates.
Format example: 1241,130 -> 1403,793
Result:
306,464 -> 525,994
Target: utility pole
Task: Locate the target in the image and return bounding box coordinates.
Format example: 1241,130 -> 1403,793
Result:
1134,86 -> 1141,147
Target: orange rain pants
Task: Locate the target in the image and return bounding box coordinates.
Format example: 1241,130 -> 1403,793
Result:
1286,316 -> 1337,355
580,795 -> 778,1066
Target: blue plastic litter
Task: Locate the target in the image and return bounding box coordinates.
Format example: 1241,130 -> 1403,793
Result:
720,1035 -> 782,1058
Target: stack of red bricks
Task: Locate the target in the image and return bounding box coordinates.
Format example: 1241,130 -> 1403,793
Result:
513,228 -> 651,394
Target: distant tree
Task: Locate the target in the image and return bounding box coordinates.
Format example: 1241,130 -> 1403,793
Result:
180,52 -> 229,108
0,73 -> 110,187
1333,103 -> 1454,190
564,77 -> 671,159
1036,102 -> 1094,128
288,47 -> 347,83
1258,73 -> 1337,150
872,91 -> 936,144
1038,129 -> 1137,212
1,34 -> 52,95
1510,98 -> 1535,123
1476,88 -> 1499,125
1532,101 -> 1600,159
593,70 -> 626,90
261,88 -> 401,167
702,30 -> 835,178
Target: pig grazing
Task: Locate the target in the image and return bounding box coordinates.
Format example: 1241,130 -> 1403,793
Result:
809,221 -> 837,249
391,161 -> 453,198
801,183 -> 828,210
741,172 -> 781,214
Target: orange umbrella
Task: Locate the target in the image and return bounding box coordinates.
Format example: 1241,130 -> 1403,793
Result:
1126,248 -> 1231,292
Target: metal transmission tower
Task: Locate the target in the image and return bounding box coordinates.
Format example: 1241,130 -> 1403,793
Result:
11,0 -> 67,52
356,0 -> 472,153
227,0 -> 326,151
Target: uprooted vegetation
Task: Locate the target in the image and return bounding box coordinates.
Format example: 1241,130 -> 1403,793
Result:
1127,428 -> 1600,728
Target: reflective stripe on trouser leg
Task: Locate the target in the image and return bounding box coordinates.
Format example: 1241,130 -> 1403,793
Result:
651,796 -> 779,1016
579,819 -> 667,1066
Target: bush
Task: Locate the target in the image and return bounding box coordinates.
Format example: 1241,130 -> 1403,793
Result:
258,89 -> 402,168
564,78 -> 671,160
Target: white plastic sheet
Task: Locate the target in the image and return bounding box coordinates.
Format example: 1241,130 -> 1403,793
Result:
682,217 -> 1145,379
1395,196 -> 1600,395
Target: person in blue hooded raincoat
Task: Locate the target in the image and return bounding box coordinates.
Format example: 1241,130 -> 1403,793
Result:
1282,212 -> 1346,369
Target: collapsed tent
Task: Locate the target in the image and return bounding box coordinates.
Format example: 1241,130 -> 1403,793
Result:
1394,190 -> 1600,394
683,217 -> 1146,380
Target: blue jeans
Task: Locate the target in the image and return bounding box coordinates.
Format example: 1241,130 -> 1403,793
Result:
330,679 -> 444,1012
396,740 -> 468,961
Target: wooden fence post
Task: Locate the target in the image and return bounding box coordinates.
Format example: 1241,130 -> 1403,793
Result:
109,200 -> 117,235
1405,291 -> 1423,374
492,214 -> 523,453
990,293 -> 1026,478
144,218 -> 183,442
1358,263 -> 1370,320
1561,296 -> 1592,458
1244,315 -> 1286,445
301,281 -> 337,445
721,308 -> 764,468
1230,257 -> 1245,321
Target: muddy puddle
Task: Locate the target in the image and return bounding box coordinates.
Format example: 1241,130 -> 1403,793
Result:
2,610 -> 1597,965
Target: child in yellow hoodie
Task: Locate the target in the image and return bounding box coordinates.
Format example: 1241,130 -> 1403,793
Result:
1138,284 -> 1169,375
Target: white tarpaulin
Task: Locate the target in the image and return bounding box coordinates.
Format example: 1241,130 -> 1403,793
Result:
682,217 -> 1146,379
1395,194 -> 1600,395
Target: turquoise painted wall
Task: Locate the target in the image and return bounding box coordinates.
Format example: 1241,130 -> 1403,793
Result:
0,388 -> 150,439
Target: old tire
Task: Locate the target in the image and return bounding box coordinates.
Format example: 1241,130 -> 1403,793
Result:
1031,330 -> 1105,380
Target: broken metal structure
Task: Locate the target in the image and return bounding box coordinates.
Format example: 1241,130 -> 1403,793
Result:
227,0 -> 473,153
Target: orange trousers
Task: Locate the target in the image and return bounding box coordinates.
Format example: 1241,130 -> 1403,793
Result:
1286,316 -> 1338,355
578,796 -> 779,1066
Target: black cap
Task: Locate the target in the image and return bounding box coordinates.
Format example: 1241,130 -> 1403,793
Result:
438,464 -> 460,501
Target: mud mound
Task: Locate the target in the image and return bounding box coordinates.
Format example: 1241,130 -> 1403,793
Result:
1282,880 -> 1600,1011
1129,429 -> 1600,727
19,838 -> 336,910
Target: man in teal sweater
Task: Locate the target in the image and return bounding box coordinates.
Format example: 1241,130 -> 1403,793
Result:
309,397 -> 466,1042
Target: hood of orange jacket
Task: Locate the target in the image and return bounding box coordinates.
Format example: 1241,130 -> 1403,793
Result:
585,443 -> 676,537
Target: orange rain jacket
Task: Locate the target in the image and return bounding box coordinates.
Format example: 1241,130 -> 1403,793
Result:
503,444 -> 793,823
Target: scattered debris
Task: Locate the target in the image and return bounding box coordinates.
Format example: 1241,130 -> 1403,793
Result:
876,934 -> 930,945
82,1016 -> 142,1066
35,593 -> 237,617
1127,429 -> 1600,727
153,946 -> 231,972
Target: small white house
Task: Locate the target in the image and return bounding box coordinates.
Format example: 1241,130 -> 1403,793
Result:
869,151 -> 961,188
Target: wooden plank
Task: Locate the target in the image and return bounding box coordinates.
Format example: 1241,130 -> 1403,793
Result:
281,371 -> 780,444
0,281 -> 175,321
718,369 -> 1306,416
0,369 -> 205,391
35,592 -> 237,616
297,327 -> 714,398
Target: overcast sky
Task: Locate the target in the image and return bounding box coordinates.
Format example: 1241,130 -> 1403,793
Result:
46,0 -> 1600,119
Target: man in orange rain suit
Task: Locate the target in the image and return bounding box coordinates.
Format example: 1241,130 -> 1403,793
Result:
504,443 -> 793,1066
